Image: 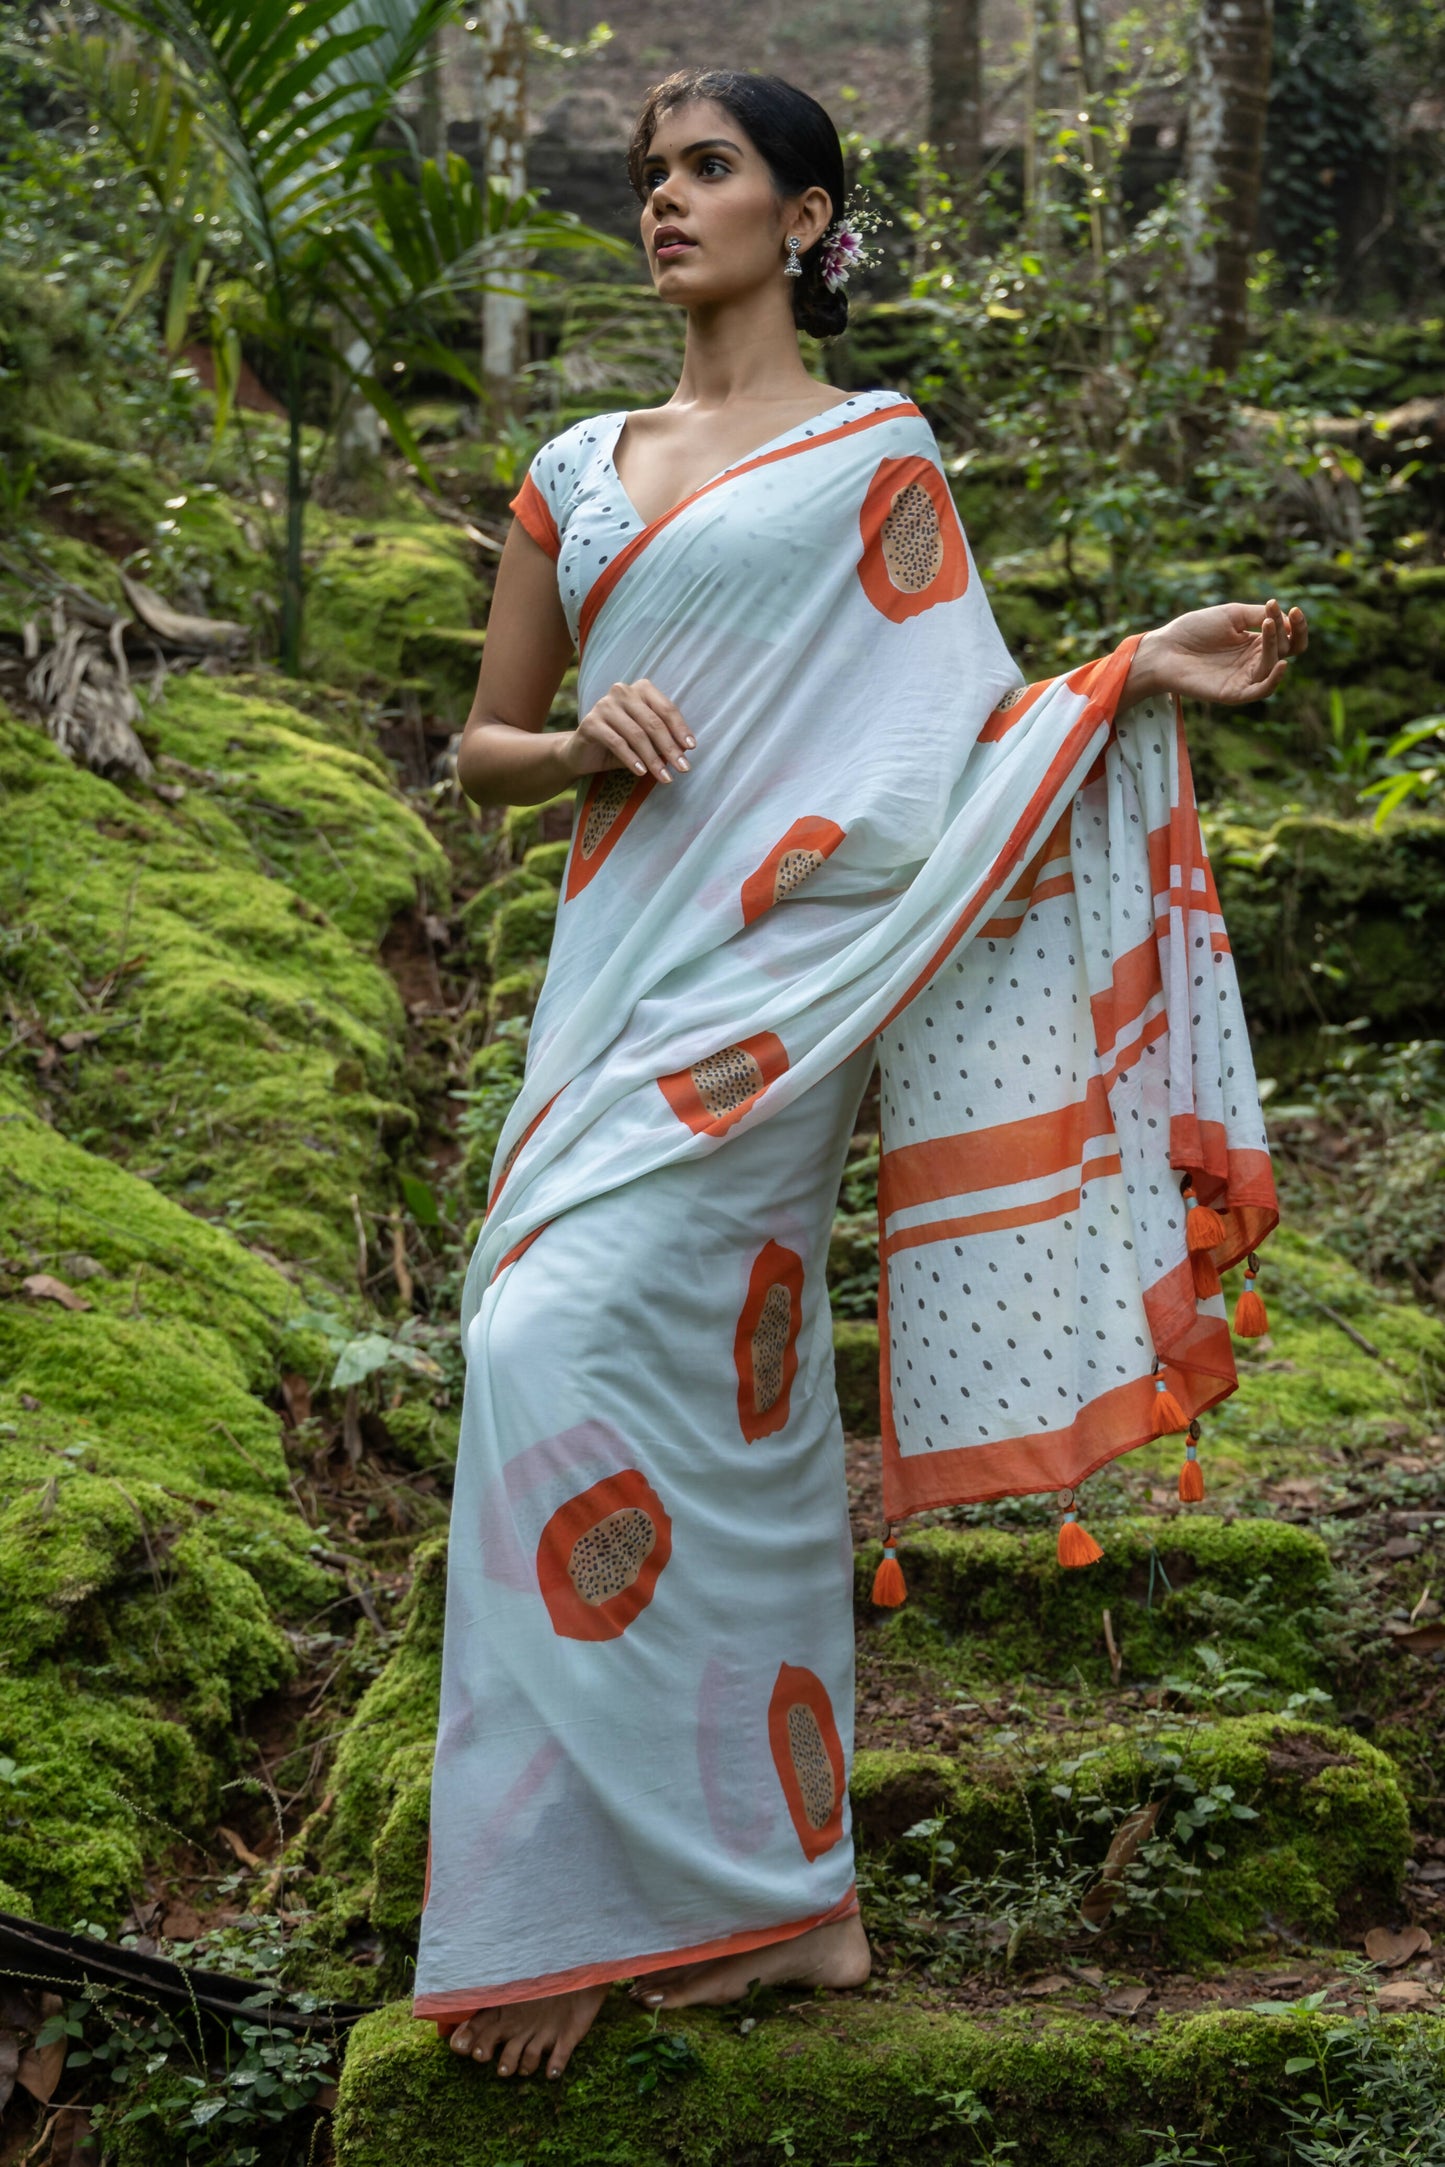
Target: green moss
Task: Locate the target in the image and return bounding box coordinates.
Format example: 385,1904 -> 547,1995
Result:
320,1536 -> 445,1932
833,1319 -> 881,1433
304,516 -> 478,712
487,887 -> 559,978
335,1993 -> 1445,2167
858,1514 -> 1338,1691
851,1713 -> 1408,1959
499,792 -> 575,862
521,840 -> 571,887
1207,808 -> 1445,1033
0,688 -> 442,1281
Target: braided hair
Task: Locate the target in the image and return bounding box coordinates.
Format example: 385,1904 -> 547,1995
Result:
627,69 -> 850,341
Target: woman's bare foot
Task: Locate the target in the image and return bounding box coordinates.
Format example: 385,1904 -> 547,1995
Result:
447,1983 -> 609,2079
627,1913 -> 871,2010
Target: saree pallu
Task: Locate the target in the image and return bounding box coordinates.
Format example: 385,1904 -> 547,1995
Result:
411,388 -> 1277,2019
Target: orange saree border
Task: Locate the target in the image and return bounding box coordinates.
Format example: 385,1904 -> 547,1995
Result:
576,401 -> 923,653
415,1885 -> 862,2026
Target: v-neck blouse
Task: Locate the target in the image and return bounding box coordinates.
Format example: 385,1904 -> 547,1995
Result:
509,389 -> 912,647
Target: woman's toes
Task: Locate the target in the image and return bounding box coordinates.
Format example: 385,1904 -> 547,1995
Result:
516,2031 -> 548,2078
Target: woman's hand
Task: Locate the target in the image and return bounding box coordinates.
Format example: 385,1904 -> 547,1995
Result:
562,678 -> 694,785
1125,598 -> 1309,708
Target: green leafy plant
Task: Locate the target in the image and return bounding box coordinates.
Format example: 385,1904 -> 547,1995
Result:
624,2011 -> 702,2096
21,0 -> 623,669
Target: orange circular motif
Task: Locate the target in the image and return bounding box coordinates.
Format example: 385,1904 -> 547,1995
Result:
857,456 -> 969,622
768,1662 -> 846,1860
536,1467 -> 672,1641
734,1239 -> 805,1440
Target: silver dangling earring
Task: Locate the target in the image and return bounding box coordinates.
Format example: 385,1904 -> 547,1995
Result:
783,234 -> 802,278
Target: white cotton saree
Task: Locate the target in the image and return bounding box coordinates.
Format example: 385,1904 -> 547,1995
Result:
411,387 -> 1278,2022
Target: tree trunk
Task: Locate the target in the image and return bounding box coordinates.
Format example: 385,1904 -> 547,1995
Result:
928,0 -> 983,187
1026,0 -> 1063,236
1176,0 -> 1274,375
480,0 -> 528,424
1071,0 -> 1125,341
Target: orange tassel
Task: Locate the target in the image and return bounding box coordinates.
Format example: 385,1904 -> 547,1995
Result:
1184,1181 -> 1227,1253
1058,1510 -> 1103,1568
1191,1249 -> 1222,1299
1234,1254 -> 1268,1337
1179,1436 -> 1205,1502
871,1538 -> 907,1608
1151,1371 -> 1188,1437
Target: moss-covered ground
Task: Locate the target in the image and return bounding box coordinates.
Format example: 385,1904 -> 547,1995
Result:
2,340 -> 1443,2162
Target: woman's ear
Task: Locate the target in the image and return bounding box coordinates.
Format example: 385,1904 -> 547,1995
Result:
788,185 -> 834,249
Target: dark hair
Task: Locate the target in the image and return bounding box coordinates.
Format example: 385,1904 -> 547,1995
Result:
627,68 -> 850,341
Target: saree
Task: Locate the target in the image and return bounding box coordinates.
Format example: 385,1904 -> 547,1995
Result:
410,387 -> 1278,2020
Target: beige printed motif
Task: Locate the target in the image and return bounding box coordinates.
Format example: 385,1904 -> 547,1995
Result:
581,772 -> 635,857
691,1046 -> 765,1116
996,686 -> 1027,710
751,1283 -> 793,1414
772,846 -> 826,904
785,1702 -> 837,1829
880,482 -> 946,594
568,1508 -> 657,1605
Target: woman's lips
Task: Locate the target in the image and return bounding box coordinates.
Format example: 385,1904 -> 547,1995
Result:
655,240 -> 696,260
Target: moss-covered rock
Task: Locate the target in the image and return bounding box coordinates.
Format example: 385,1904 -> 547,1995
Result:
304,515 -> 478,714
0,684 -> 443,1281
334,1994 -> 1445,2167
318,1534 -> 445,1949
852,1712 -> 1409,1959
1207,808 -> 1445,1039
857,1515 -> 1338,1691
833,1318 -> 882,1433
0,1092 -> 337,1923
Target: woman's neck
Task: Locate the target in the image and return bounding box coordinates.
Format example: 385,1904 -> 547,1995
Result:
667,291 -> 823,413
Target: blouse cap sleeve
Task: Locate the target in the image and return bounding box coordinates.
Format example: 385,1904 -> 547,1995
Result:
508,433 -> 579,561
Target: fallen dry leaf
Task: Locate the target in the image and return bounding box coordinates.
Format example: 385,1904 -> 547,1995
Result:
13,1990 -> 65,2104
1075,1964 -> 1107,1986
1080,1801 -> 1162,1926
1103,1984 -> 1151,2016
1364,1925 -> 1432,1967
160,1900 -> 204,1942
1376,1980 -> 1435,2007
1020,1974 -> 1072,1997
0,2030 -> 18,2114
20,1272 -> 91,1312
1390,1620 -> 1445,1654
217,1826 -> 265,1871
48,2105 -> 94,2167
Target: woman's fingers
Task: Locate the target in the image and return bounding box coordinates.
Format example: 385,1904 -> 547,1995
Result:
634,677 -> 694,757
617,684 -> 688,778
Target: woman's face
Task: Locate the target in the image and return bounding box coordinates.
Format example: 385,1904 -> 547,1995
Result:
637,98 -> 831,307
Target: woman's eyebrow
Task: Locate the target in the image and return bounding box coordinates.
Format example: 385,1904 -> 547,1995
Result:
645,137 -> 744,164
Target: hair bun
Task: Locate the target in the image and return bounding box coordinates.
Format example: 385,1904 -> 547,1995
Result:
795,279 -> 848,341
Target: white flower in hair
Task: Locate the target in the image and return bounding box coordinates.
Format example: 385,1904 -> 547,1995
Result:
818,224 -> 865,293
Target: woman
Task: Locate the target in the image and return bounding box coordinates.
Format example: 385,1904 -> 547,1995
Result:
413,68 -> 1300,2081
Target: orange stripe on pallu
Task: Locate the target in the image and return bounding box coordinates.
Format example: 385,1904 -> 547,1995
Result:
873,635 -> 1143,1043
1092,932 -> 1164,1060
576,401 -> 922,653
416,1886 -> 863,2025
883,1151 -> 1123,1259
486,1091 -> 561,1216
508,472 -> 561,559
487,1223 -> 549,1284
879,1074 -> 1113,1220
978,869 -> 1076,937
880,1310 -> 1241,1520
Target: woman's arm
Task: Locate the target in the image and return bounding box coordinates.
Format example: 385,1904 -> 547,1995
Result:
1122,596 -> 1309,709
457,521 -> 695,809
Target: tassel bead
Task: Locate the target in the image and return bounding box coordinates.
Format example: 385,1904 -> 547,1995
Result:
1233,1254 -> 1268,1337
871,1537 -> 907,1608
1152,1372 -> 1188,1436
1058,1510 -> 1103,1569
